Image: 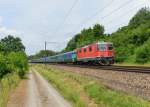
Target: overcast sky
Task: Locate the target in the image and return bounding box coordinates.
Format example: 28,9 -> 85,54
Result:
0,0 -> 149,55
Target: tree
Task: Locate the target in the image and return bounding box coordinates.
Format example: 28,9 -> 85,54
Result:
129,7 -> 150,28
29,50 -> 56,60
7,52 -> 28,77
0,35 -> 28,78
0,53 -> 10,78
0,35 -> 25,54
93,24 -> 104,39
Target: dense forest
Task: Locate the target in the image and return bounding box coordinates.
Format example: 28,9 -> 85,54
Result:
64,7 -> 150,64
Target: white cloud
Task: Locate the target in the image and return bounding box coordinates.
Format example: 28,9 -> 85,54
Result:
0,17 -> 21,39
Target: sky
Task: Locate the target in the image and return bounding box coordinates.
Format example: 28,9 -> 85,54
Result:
0,0 -> 149,55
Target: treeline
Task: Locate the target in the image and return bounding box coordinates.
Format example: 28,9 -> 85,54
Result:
64,24 -> 106,52
29,50 -> 56,60
0,35 -> 28,78
64,7 -> 150,64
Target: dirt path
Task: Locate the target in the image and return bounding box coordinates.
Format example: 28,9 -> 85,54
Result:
7,71 -> 72,107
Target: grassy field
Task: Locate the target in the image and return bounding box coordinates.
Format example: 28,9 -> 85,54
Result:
32,64 -> 150,107
0,73 -> 20,107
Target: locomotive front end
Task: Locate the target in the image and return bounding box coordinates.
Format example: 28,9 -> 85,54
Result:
97,42 -> 114,65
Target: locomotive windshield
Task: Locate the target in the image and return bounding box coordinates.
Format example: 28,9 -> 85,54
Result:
98,44 -> 106,51
98,43 -> 113,51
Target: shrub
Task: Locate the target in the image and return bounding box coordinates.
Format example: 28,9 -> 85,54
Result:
0,53 -> 11,78
135,40 -> 150,64
0,51 -> 28,78
0,73 -> 20,107
7,52 -> 28,78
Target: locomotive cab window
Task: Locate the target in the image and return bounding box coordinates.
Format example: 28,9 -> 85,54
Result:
98,44 -> 106,51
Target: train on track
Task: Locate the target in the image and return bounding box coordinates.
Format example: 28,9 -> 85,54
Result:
31,42 -> 114,65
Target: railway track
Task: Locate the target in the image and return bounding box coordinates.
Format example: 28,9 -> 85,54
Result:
52,64 -> 150,74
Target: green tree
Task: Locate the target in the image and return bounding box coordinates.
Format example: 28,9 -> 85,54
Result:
29,50 -> 56,60
135,38 -> 150,64
129,7 -> 150,28
0,53 -> 10,78
0,35 -> 28,78
93,24 -> 104,39
0,35 -> 25,54
7,52 -> 28,77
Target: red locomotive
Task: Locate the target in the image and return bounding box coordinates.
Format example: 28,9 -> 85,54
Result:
76,42 -> 114,65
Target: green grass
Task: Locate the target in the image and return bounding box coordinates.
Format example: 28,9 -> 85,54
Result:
115,63 -> 150,67
0,73 -> 20,107
33,65 -> 150,107
84,83 -> 149,107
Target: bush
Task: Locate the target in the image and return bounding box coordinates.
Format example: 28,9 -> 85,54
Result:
0,51 -> 28,78
135,40 -> 150,64
7,52 -> 28,78
0,73 -> 20,107
0,53 -> 11,78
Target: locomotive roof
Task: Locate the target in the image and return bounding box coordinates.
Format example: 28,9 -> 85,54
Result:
97,41 -> 113,44
78,41 -> 113,49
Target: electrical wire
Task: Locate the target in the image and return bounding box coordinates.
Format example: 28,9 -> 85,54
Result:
73,0 -> 115,32
54,0 -> 79,34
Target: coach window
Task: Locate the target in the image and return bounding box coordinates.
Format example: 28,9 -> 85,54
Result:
89,46 -> 92,52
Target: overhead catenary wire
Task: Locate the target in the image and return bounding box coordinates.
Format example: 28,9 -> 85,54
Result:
73,0 -> 115,32
100,0 -> 134,20
105,2 -> 147,33
53,0 -> 136,45
104,2 -> 147,25
73,0 -> 135,34
58,0 -> 147,43
53,0 -> 79,34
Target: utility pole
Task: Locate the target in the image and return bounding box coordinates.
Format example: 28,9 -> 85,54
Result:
44,41 -> 65,64
45,41 -> 47,64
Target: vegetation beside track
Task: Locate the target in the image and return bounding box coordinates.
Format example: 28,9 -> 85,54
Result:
0,35 -> 28,107
115,63 -> 150,67
0,36 -> 28,78
0,73 -> 20,107
33,64 -> 150,107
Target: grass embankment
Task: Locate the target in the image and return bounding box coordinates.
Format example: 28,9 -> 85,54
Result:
115,63 -> 150,67
0,73 -> 20,107
33,65 -> 150,107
